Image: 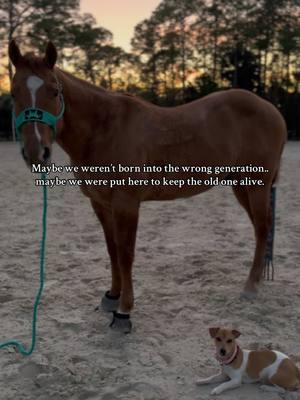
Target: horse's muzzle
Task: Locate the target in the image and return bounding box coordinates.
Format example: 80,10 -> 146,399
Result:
21,146 -> 51,167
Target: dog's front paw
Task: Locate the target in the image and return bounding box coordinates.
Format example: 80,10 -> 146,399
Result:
211,387 -> 222,395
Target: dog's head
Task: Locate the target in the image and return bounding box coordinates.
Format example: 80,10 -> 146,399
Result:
209,327 -> 241,359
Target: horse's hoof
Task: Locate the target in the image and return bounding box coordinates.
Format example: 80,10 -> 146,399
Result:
240,289 -> 257,301
95,291 -> 120,312
240,280 -> 259,300
110,311 -> 132,334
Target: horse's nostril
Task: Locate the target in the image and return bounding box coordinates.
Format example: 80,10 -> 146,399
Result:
43,147 -> 50,160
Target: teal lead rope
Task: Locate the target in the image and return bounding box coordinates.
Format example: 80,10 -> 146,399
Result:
0,172 -> 47,356
2,88 -> 64,356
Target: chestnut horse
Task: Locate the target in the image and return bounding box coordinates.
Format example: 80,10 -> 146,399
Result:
9,41 -> 286,332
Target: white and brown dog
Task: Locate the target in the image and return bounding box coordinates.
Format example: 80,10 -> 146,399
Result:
196,327 -> 300,395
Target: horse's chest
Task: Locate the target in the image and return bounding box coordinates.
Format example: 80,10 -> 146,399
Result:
73,169 -> 112,203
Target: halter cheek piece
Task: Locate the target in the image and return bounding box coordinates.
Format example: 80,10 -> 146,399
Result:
12,87 -> 65,141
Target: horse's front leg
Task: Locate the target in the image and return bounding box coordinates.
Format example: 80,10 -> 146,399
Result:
91,200 -> 121,312
110,194 -> 140,333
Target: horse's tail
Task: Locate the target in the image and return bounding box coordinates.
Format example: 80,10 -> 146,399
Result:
297,365 -> 300,381
264,153 -> 283,280
272,125 -> 287,186
272,168 -> 279,187
264,116 -> 286,280
272,138 -> 286,187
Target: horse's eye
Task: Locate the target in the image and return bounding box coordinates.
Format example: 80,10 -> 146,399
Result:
216,337 -> 221,342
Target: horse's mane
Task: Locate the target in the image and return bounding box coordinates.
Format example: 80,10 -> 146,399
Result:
16,52 -> 160,111
57,68 -> 153,107
20,54 -> 152,107
58,68 -> 108,94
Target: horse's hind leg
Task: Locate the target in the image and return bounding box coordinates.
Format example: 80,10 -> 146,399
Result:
91,200 -> 121,312
242,186 -> 272,298
232,185 -> 253,223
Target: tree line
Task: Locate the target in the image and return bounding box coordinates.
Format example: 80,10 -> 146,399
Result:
1,0 -> 300,139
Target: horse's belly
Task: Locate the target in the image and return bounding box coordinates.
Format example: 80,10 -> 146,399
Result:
140,170 -> 230,201
141,180 -> 216,201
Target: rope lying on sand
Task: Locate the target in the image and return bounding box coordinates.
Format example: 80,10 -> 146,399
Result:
0,173 -> 47,356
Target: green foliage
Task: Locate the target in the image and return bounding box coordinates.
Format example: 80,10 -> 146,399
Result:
221,44 -> 262,92
0,0 -> 80,82
28,0 -> 80,53
67,13 -> 113,83
194,74 -> 219,97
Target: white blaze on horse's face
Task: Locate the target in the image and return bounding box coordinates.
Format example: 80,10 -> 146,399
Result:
26,75 -> 44,141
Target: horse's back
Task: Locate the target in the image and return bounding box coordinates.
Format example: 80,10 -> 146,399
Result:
167,89 -> 286,161
115,89 -> 286,179
220,89 -> 286,164
135,89 -> 286,150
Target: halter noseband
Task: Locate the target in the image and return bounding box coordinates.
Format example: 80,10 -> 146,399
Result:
13,92 -> 65,141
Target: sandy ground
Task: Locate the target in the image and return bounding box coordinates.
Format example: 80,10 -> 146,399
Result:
0,141 -> 299,400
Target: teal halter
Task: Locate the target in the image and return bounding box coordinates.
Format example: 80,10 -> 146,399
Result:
13,93 -> 65,140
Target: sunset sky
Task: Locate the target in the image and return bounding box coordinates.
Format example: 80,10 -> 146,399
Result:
81,0 -> 161,52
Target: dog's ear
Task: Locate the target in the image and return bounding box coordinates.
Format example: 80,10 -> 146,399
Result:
232,329 -> 241,338
209,327 -> 220,338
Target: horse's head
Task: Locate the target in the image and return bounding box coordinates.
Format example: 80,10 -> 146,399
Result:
9,40 -> 64,167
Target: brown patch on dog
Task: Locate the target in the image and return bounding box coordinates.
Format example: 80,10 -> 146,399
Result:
246,350 -> 276,379
270,358 -> 300,390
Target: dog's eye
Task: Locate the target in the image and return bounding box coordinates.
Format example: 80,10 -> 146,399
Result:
227,339 -> 233,343
216,337 -> 221,342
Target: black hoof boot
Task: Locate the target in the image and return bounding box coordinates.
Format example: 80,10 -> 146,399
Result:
95,291 -> 120,312
110,311 -> 132,334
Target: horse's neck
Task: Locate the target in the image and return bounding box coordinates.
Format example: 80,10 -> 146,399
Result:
55,69 -> 113,162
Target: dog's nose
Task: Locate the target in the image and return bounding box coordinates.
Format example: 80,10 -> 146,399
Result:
220,348 -> 226,356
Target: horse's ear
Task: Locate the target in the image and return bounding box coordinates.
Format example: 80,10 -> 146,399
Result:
44,41 -> 57,69
9,40 -> 23,67
209,327 -> 220,338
